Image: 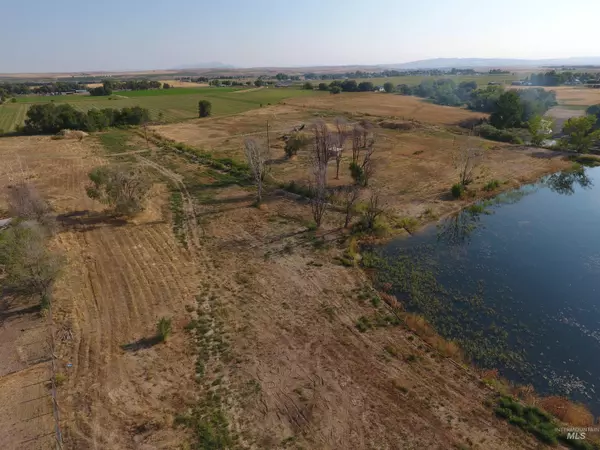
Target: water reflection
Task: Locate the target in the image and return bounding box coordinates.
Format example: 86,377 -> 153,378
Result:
377,166 -> 600,414
544,167 -> 593,196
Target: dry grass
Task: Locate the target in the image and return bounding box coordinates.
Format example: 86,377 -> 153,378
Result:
285,92 -> 487,125
538,396 -> 595,427
152,104 -> 570,221
403,313 -> 463,359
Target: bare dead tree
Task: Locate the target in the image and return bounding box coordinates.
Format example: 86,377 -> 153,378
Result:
351,125 -> 364,165
6,182 -> 56,234
350,128 -> 377,187
308,121 -> 333,227
363,191 -> 386,230
336,184 -> 361,228
86,165 -> 152,216
244,138 -> 271,204
451,138 -> 484,187
333,117 -> 349,179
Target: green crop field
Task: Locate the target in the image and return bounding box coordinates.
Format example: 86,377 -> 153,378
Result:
4,87 -> 322,130
0,103 -> 29,132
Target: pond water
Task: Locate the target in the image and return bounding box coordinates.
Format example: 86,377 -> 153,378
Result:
370,165 -> 600,414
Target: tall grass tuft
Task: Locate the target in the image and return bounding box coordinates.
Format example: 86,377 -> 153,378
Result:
157,317 -> 173,343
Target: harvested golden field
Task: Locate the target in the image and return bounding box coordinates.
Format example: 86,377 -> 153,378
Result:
0,136 -> 198,449
284,92 -> 486,125
551,86 -> 600,107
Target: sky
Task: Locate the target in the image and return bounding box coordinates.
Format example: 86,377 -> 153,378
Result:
1,0 -> 599,73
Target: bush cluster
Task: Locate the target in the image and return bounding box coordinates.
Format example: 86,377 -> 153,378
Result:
474,124 -> 523,144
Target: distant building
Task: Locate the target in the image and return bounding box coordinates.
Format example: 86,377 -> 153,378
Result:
275,81 -> 293,88
374,86 -> 385,92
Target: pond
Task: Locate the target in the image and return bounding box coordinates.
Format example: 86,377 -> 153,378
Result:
368,164 -> 600,414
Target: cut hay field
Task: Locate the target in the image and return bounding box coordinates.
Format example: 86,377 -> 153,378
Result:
3,87 -> 323,130
0,103 -> 29,132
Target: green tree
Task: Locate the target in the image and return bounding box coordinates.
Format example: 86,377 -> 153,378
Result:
383,82 -> 394,93
303,82 -> 314,90
561,115 -> 600,153
341,80 -> 358,92
330,86 -> 341,94
490,91 -> 523,129
586,104 -> 600,127
162,83 -> 171,89
357,81 -> 374,92
284,132 -> 309,158
318,83 -> 328,91
198,100 -> 212,117
527,115 -> 553,146
254,78 -> 264,87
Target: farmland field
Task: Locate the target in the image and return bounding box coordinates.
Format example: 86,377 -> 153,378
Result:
5,87 -> 323,129
285,92 -> 485,125
0,103 -> 29,132
347,73 -> 522,87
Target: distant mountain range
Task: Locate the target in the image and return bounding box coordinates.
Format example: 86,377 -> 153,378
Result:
171,62 -> 235,70
387,57 -> 600,69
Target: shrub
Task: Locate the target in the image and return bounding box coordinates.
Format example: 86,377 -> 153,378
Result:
198,100 -> 212,118
458,117 -> 486,129
6,182 -> 56,233
330,86 -> 341,95
86,165 -> 151,216
349,162 -> 365,185
0,223 -> 63,304
318,83 -> 328,91
474,124 -> 523,144
55,373 -> 67,386
451,183 -> 465,199
483,179 -> 501,191
302,82 -> 313,90
284,132 -> 309,158
157,317 -> 172,342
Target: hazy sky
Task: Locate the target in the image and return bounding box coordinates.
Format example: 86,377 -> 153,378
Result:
1,0 -> 599,73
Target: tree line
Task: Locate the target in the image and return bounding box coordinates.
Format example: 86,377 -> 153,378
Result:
23,103 -> 151,134
397,79 -> 478,106
302,68 -> 474,80
525,70 -> 600,86
89,79 -> 163,96
0,81 -> 87,98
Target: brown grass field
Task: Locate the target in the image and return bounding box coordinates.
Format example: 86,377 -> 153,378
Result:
284,92 -> 486,125
0,90 -> 580,449
152,103 -> 568,220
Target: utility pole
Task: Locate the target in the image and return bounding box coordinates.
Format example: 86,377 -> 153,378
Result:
266,120 -> 270,153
